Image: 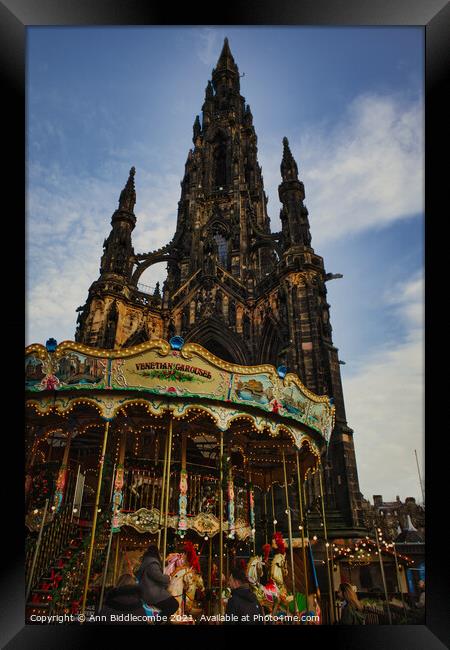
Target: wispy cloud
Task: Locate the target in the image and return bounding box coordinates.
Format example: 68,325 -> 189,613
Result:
196,29 -> 221,67
342,270 -> 424,502
259,92 -> 424,244
26,160 -> 179,345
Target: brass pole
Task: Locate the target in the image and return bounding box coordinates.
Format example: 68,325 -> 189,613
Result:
99,518 -> 114,611
318,463 -> 335,623
99,428 -> 126,609
178,431 -> 188,535
207,536 -> 212,616
248,469 -> 256,556
263,491 -> 268,545
162,414 -> 173,567
157,425 -> 169,550
392,541 -> 407,618
375,527 -> 392,624
219,430 -> 224,616
296,451 -> 309,601
81,419 -> 110,616
26,498 -> 49,601
113,532 -> 121,585
270,473 -> 276,533
282,450 -> 297,613
70,464 -> 81,523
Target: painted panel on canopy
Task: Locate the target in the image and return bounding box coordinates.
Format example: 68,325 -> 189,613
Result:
56,351 -> 107,388
279,381 -> 309,418
25,355 -> 46,389
307,401 -> 334,442
110,348 -> 230,400
25,350 -> 108,391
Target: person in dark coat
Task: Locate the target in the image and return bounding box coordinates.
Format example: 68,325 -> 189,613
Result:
135,544 -> 179,622
225,566 -> 264,625
98,573 -> 147,624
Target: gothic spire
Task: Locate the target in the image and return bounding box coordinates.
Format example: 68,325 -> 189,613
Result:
193,115 -> 201,142
118,166 -> 136,213
281,137 -> 299,181
214,37 -> 238,74
212,37 -> 239,93
205,80 -> 213,99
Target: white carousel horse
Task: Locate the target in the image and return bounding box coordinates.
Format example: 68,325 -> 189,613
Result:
165,553 -> 204,617
246,555 -> 280,612
130,473 -> 162,496
184,569 -> 205,615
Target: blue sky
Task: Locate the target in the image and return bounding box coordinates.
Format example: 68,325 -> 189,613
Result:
26,26 -> 424,505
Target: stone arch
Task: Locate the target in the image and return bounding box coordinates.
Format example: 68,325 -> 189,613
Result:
131,252 -> 179,285
258,316 -> 284,366
185,318 -> 249,365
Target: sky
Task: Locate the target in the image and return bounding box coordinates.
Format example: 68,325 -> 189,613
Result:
26,26 -> 424,505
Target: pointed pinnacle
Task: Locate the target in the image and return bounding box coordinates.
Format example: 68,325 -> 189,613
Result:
118,166 -> 136,212
281,137 -> 299,181
215,36 -> 237,71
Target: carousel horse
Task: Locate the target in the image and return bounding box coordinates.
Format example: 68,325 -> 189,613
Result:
165,552 -> 190,615
130,472 -> 161,496
269,533 -> 294,612
184,569 -> 205,616
165,544 -> 204,618
246,555 -> 280,612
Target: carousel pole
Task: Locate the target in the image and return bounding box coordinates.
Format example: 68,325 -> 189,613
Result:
207,536 -> 212,616
177,431 -> 188,536
374,527 -> 392,624
282,449 -> 297,613
248,469 -> 256,556
392,541 -> 407,618
296,451 -> 309,602
113,532 -> 121,585
270,471 -> 276,533
318,463 -> 335,624
81,419 -> 110,616
219,429 -> 224,616
26,498 -> 49,601
263,490 -> 268,545
157,425 -> 169,551
99,518 -> 114,611
162,413 -> 174,567
99,428 -> 127,607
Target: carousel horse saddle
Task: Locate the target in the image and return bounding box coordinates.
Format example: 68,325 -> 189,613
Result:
142,602 -> 162,620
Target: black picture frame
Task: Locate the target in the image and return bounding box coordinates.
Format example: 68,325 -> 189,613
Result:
2,1 -> 448,647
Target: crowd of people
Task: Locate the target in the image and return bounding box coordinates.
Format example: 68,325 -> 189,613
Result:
94,543 -> 425,626
96,542 -> 309,625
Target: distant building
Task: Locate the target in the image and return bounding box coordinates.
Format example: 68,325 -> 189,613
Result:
362,495 -> 425,541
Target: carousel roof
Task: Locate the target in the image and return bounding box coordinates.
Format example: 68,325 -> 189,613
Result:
25,338 -> 335,448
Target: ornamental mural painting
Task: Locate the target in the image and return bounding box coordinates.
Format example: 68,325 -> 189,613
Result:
25,349 -> 107,391
280,382 -> 308,418
25,355 -> 45,388
56,352 -> 106,387
234,374 -> 275,406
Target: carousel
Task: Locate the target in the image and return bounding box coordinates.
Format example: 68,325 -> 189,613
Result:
25,336 -> 335,624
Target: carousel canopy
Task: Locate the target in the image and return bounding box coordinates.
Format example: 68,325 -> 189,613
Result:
25,338 -> 335,448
